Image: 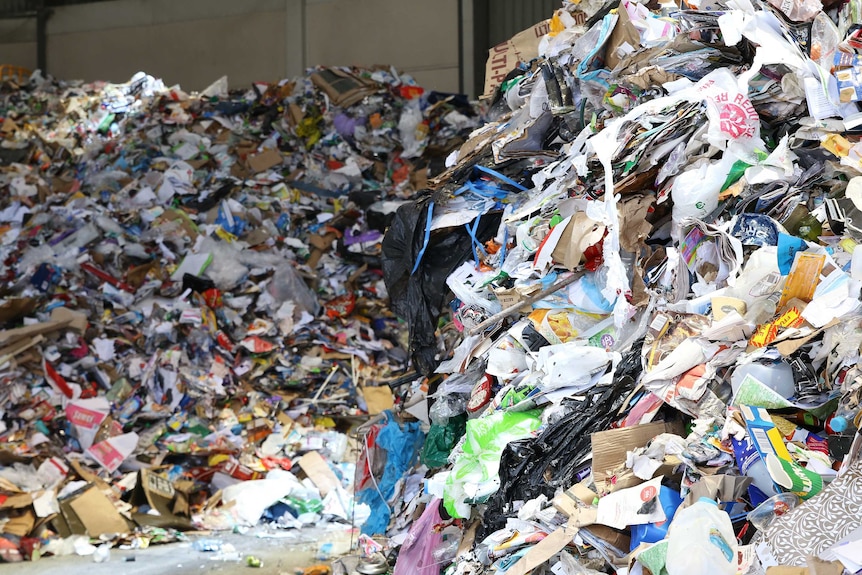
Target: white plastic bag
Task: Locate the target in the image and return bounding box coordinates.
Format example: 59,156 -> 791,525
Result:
690,68 -> 761,152
671,156 -> 734,235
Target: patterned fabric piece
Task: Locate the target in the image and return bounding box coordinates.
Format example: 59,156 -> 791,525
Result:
762,460 -> 862,566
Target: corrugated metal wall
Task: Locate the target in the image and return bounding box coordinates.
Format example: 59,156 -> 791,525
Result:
472,0 -> 559,95
487,0 -> 559,46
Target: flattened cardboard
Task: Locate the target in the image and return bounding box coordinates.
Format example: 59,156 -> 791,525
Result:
591,421 -> 684,490
247,148 -> 283,173
683,474 -> 751,506
132,469 -> 176,518
298,451 -> 340,497
2,507 -> 35,537
50,306 -> 89,332
583,524 -> 631,557
68,486 -> 130,536
0,317 -> 72,348
310,68 -> 379,108
0,297 -> 38,324
553,481 -> 598,517
605,2 -> 640,70
0,492 -> 35,509
493,287 -> 532,314
54,484 -> 130,537
361,385 -> 395,415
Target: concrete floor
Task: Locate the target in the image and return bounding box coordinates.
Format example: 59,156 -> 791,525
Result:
2,527 -> 358,575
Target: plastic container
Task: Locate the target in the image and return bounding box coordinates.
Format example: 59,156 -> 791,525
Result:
630,487 -> 683,550
748,493 -> 800,531
666,498 -> 739,575
731,360 -> 796,401
731,436 -> 780,498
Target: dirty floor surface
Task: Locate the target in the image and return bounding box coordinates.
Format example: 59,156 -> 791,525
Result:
2,527 -> 356,575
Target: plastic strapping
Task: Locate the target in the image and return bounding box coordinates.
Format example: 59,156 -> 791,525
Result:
410,201 -> 435,275
465,215 -> 486,269
474,165 -> 528,191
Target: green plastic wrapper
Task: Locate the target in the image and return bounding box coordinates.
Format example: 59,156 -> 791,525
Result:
443,409 -> 542,518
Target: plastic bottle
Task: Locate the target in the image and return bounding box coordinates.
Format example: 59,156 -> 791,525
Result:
731,360 -> 796,401
746,291 -> 781,324
828,402 -> 862,434
666,498 -> 739,575
781,410 -> 822,431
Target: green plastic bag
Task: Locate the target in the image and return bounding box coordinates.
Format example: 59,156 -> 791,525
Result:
443,409 -> 542,518
421,414 -> 467,469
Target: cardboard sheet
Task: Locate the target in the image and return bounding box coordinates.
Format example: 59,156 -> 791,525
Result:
64,485 -> 130,536
298,451 -> 340,496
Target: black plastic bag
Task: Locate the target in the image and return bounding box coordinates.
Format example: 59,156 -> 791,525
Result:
382,194 -> 501,375
478,338 -> 645,541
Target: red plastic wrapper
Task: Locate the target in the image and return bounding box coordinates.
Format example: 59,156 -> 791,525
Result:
19,537 -> 41,561
239,336 -> 275,354
216,331 -> 235,354
259,456 -> 293,471
219,458 -> 264,481
43,358 -> 73,398
202,288 -> 223,309
399,85 -> 425,99
325,292 -> 356,319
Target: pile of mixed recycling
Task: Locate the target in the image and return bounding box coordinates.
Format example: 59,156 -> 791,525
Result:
358,0 -> 862,574
0,65 -> 481,562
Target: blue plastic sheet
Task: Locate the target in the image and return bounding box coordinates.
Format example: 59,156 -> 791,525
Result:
357,411 -> 425,534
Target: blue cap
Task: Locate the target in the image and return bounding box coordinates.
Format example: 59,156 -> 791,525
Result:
831,416 -> 849,433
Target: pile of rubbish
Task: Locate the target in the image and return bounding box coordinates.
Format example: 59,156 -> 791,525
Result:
359,0 -> 862,573
0,65 -> 481,562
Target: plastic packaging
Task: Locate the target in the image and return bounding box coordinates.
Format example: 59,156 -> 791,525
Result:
356,412 -> 425,534
392,499 -> 445,575
766,0 -> 822,21
671,156 -> 734,236
828,400 -> 862,433
731,360 -> 796,401
269,263 -> 320,316
192,539 -> 224,552
421,415 -> 467,468
92,544 -> 111,563
666,498 -> 738,575
748,492 -> 800,530
443,409 -> 543,518
630,487 -> 684,550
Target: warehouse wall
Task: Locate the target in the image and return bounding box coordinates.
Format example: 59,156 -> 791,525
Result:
306,0 -> 460,92
0,0 -> 461,93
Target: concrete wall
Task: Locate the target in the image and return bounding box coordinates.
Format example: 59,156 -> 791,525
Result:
0,0 -> 462,93
306,0 -> 460,93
